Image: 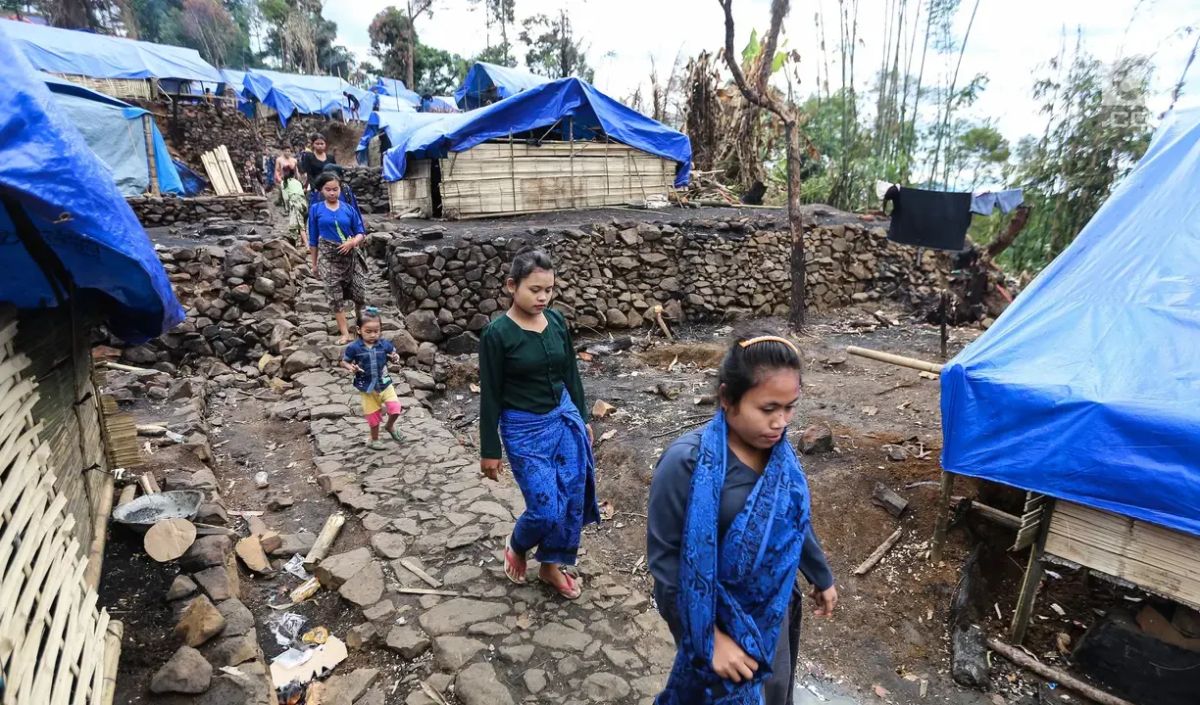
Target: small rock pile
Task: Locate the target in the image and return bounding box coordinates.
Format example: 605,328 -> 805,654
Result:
386,214 -> 955,347
151,102 -> 266,188
344,167 -> 389,214
127,195 -> 271,228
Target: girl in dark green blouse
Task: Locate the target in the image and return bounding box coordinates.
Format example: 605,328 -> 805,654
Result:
479,249 -> 600,600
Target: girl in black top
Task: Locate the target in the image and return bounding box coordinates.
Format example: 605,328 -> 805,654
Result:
478,250 -> 599,600
299,132 -> 337,187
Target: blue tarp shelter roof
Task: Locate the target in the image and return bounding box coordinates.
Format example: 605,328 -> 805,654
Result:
41,73 -> 184,196
371,77 -> 421,108
454,62 -> 548,110
384,77 -> 692,186
940,105 -> 1200,538
243,69 -> 375,126
1,17 -> 222,83
356,110 -> 442,162
0,39 -> 183,341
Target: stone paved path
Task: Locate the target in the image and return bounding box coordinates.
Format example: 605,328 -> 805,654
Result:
283,273 -> 675,705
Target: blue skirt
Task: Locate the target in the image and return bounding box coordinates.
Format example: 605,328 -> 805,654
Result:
500,391 -> 600,565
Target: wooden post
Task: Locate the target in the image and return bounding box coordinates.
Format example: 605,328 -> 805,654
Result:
143,116 -> 160,196
100,620 -> 124,705
568,117 -> 576,210
846,346 -> 945,374
930,470 -> 955,562
1010,499 -> 1056,643
84,472 -> 116,589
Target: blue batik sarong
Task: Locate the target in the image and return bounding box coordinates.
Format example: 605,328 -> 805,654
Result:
500,390 -> 600,565
657,411 -> 812,705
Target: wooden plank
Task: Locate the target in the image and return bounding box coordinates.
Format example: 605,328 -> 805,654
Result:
1011,499 -> 1056,643
218,146 -> 243,193
1045,502 -> 1200,610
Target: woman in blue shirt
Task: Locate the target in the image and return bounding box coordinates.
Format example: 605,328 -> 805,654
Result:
308,172 -> 368,343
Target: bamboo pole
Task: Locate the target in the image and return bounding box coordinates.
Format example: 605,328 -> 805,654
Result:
853,527 -> 903,576
846,346 -> 944,374
986,637 -> 1136,705
100,620 -> 124,705
84,472 -> 116,589
930,470 -> 955,562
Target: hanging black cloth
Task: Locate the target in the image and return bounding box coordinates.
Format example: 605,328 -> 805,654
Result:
884,186 -> 972,251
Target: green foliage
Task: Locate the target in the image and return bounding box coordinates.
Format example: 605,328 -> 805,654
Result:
519,10 -> 592,82
414,42 -> 466,94
368,6 -> 412,79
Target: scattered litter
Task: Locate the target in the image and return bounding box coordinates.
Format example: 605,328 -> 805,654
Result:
995,603 -> 1004,620
599,501 -> 616,521
598,429 -> 617,444
272,647 -> 312,670
301,626 -> 329,645
218,666 -> 249,680
283,554 -> 311,580
1050,603 -> 1066,617
469,383 -> 480,394
270,613 -> 307,647
862,406 -> 879,417
269,637 -> 348,690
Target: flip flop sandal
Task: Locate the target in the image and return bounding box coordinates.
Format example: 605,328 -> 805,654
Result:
387,428 -> 403,444
543,569 -> 582,600
504,536 -> 527,584
366,440 -> 388,451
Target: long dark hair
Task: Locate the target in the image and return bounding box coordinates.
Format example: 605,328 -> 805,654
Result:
718,329 -> 803,405
313,171 -> 340,193
508,248 -> 554,286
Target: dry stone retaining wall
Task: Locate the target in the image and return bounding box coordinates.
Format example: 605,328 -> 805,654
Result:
345,166 -> 389,214
127,195 -> 271,227
386,215 -> 953,349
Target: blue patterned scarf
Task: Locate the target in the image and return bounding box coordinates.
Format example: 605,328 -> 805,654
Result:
658,411 -> 812,705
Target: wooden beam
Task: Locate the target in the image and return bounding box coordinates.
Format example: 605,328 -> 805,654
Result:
1010,498 -> 1056,643
987,636 -> 1137,705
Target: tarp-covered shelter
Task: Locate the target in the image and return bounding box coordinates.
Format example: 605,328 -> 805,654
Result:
938,102 -> 1200,638
382,77 -> 691,218
41,73 -> 184,197
0,39 -> 184,340
0,39 -> 183,705
940,105 -> 1200,537
1,17 -> 222,98
454,61 -> 548,110
371,77 -> 421,109
357,109 -> 442,164
242,68 -> 376,125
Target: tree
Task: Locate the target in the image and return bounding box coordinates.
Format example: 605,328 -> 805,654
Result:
470,0 -> 515,65
179,0 -> 236,66
414,42 -> 466,94
369,6 -> 413,79
719,0 -> 809,328
520,10 -> 592,81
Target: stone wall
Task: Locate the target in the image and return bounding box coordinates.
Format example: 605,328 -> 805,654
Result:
345,166 -> 389,214
151,102 -> 265,188
127,195 -> 271,227
386,214 -> 953,349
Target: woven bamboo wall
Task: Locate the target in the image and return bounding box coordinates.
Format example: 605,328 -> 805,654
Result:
53,74 -> 154,101
387,159 -> 433,217
0,306 -> 112,705
437,140 -> 675,219
12,308 -> 112,554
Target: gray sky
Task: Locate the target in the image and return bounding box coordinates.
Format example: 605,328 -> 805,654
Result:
328,0 -> 1200,143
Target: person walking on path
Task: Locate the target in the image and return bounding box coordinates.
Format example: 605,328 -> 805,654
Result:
341,307 -> 405,450
648,331 -> 839,705
300,132 -> 337,188
308,172 -> 368,344
478,249 -> 598,600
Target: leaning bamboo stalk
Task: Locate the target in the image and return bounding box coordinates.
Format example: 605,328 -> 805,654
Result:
303,512 -> 345,570
986,637 -> 1136,705
100,620 -> 124,705
84,473 -> 116,589
846,346 -> 944,374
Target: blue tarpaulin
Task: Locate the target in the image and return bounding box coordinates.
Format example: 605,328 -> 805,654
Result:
454,62 -> 548,110
356,110 -> 443,163
0,39 -> 183,341
384,77 -> 692,187
1,17 -> 222,84
41,73 -> 184,196
940,105 -> 1200,538
371,77 -> 421,108
243,69 -> 376,126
